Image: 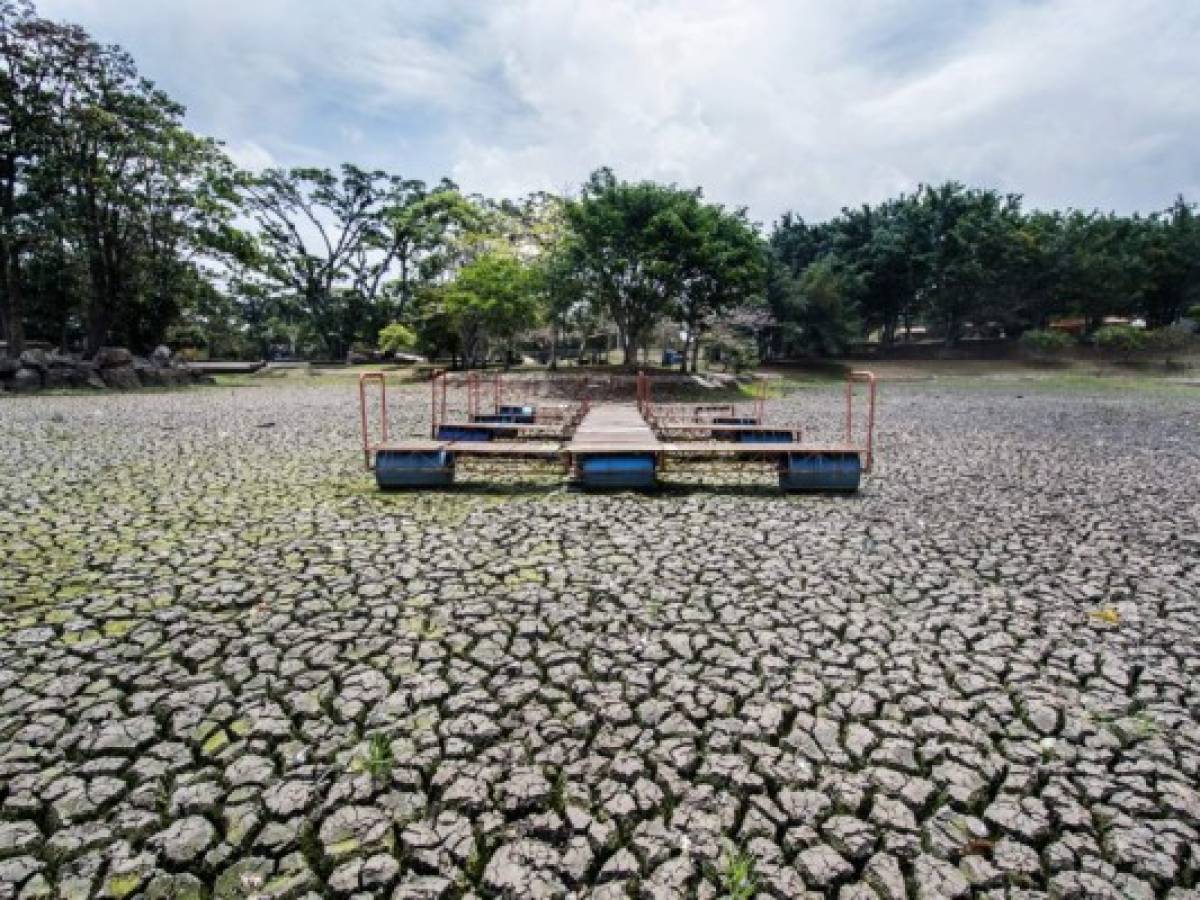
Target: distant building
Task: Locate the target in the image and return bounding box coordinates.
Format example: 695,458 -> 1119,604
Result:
1049,316 -> 1144,334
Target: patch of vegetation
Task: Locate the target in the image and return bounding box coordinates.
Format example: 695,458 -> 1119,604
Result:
1019,328 -> 1074,359
1095,325 -> 1148,358
715,840 -> 758,900
358,732 -> 395,780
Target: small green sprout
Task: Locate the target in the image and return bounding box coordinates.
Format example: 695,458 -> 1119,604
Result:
359,733 -> 394,780
717,840 -> 758,900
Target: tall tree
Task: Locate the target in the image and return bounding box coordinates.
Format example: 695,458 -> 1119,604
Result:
434,250 -> 540,368
534,239 -> 586,369
239,165 -> 392,358
565,168 -> 695,366
666,199 -> 765,373
1140,197 -> 1200,328
1,1 -> 234,355
356,180 -> 481,316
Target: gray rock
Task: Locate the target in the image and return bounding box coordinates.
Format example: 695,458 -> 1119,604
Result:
0,822 -> 42,859
796,844 -> 853,886
95,347 -> 133,368
912,854 -> 969,899
18,349 -> 47,371
10,367 -> 41,392
153,816 -> 216,864
482,839 -> 565,898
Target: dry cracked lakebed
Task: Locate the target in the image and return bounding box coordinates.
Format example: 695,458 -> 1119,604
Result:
1,378 -> 1199,899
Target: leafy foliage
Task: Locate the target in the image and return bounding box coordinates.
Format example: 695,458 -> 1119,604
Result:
565,168 -> 766,368
431,251 -> 540,368
769,183 -> 1200,356
0,0 -> 237,354
708,327 -> 759,373
358,733 -> 394,780
1018,329 -> 1074,358
1094,325 -> 1147,357
378,323 -> 417,353
716,841 -> 758,900
1144,325 -> 1196,361
5,1 -> 1200,368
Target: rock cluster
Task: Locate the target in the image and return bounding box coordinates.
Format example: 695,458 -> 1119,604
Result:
0,345 -> 212,393
0,379 -> 1197,897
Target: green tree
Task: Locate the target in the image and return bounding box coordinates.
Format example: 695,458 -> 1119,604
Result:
362,182 -> 482,316
918,182 -> 1023,345
666,198 -> 766,373
0,0 -> 233,355
377,322 -> 416,353
534,240 -> 586,369
565,168 -> 694,366
1139,197 -> 1200,328
240,165 -> 399,358
1058,211 -> 1144,331
789,258 -> 861,356
436,251 -> 540,368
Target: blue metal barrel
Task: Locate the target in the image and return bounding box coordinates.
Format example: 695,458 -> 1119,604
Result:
376,450 -> 455,488
779,452 -> 861,491
578,453 -> 657,489
472,412 -> 535,424
736,430 -> 795,443
437,425 -> 493,441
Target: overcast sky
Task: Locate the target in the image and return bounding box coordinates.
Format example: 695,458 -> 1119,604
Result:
37,0 -> 1200,226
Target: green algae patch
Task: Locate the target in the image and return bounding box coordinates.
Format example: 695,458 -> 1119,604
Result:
105,872 -> 143,898
103,619 -> 134,637
202,729 -> 230,756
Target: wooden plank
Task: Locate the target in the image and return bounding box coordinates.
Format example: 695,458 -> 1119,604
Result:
374,440 -> 447,452
449,442 -> 563,458
568,403 -> 661,451
660,442 -> 860,455
441,421 -> 568,436
376,440 -> 564,458
655,424 -> 797,435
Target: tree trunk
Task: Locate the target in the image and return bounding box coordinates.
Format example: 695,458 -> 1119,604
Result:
0,247 -> 25,356
549,323 -> 559,370
690,330 -> 702,374
85,303 -> 111,357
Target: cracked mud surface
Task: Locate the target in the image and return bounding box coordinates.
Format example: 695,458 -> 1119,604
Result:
1,379 -> 1199,899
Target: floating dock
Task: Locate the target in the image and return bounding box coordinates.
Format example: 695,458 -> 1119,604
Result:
360,370 -> 876,492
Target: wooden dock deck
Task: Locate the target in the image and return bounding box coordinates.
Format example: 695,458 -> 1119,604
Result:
568,403 -> 660,449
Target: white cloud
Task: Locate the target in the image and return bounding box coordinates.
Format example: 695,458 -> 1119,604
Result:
224,140 -> 276,172
36,0 -> 1200,222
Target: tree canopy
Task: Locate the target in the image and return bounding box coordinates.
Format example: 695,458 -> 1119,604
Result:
2,1 -> 1198,367
564,168 -> 766,368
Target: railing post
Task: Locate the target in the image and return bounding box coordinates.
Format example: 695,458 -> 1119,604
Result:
430,370 -> 442,439
359,374 -> 371,470
441,373 -> 448,435
847,371 -> 877,473
359,372 -> 386,470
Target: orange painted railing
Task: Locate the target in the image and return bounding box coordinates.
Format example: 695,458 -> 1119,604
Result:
845,370 -> 877,472
358,372 -> 387,470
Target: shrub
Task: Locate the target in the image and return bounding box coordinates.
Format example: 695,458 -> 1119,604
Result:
1145,326 -> 1196,360
1018,329 -> 1073,358
378,323 -> 417,354
709,332 -> 760,373
1094,325 -> 1147,358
